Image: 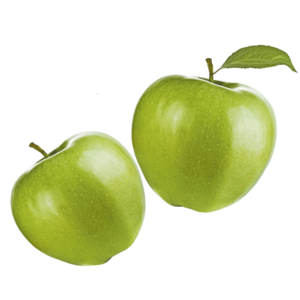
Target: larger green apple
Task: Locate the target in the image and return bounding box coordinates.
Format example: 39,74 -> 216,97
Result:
11,132 -> 145,265
132,76 -> 276,212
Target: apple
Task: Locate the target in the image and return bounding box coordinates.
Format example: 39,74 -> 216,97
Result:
132,76 -> 276,212
11,132 -> 145,265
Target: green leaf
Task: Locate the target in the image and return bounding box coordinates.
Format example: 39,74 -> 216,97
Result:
221,45 -> 297,72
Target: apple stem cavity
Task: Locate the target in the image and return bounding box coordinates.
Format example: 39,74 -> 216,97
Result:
29,142 -> 49,158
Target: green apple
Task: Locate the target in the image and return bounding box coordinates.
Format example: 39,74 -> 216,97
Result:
11,132 -> 145,265
132,76 -> 276,212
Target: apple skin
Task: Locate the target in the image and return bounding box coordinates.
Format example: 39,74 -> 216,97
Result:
132,76 -> 276,212
11,132 -> 145,265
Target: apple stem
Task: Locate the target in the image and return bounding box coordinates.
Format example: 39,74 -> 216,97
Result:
29,142 -> 49,158
206,58 -> 214,82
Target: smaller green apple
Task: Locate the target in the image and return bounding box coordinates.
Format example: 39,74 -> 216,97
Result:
11,132 -> 145,265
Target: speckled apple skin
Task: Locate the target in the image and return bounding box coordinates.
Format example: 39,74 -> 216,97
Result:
132,76 -> 276,212
11,132 -> 145,265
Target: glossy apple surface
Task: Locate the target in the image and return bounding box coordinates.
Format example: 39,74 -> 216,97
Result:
11,132 -> 145,265
132,76 -> 276,212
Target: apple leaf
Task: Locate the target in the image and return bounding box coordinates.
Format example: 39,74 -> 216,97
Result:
221,45 -> 297,72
